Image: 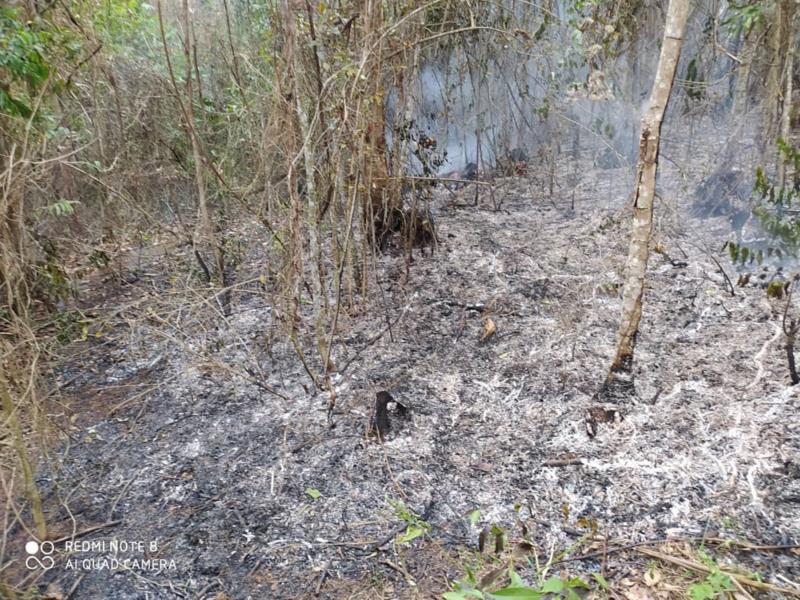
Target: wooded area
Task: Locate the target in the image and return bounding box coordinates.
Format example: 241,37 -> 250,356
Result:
1,0 -> 799,598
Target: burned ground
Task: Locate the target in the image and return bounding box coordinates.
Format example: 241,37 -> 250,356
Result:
14,139 -> 800,599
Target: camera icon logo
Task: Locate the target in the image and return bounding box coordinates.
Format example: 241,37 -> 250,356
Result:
25,540 -> 55,570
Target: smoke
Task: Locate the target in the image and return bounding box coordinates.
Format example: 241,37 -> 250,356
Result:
385,0 -> 776,258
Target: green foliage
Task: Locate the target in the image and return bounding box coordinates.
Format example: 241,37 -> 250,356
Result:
50,309 -> 88,344
445,565 -> 592,600
684,57 -> 705,101
687,550 -> 735,600
90,0 -> 159,54
0,8 -> 59,117
32,239 -> 75,310
38,199 -> 80,217
570,0 -> 603,12
304,487 -> 322,499
723,2 -> 766,36
766,280 -> 785,298
727,142 -> 800,266
389,498 -> 431,545
468,509 -> 481,526
592,572 -> 609,590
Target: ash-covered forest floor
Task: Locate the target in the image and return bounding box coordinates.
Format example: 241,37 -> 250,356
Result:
24,141 -> 800,599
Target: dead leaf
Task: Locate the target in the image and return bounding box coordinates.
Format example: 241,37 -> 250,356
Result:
479,561 -> 509,589
623,584 -> 659,600
43,583 -> 64,600
643,567 -> 662,587
512,541 -> 535,558
480,317 -> 496,342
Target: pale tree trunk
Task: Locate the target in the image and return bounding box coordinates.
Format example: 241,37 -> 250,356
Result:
731,19 -> 755,120
604,0 -> 690,395
764,0 -> 795,157
778,9 -> 797,190
283,0 -> 327,372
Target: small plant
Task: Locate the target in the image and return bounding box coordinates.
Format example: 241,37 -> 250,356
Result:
687,550 -> 735,600
722,2 -> 766,36
445,510 -> 598,600
766,279 -> 786,299
37,199 -> 81,217
444,565 -> 591,600
304,487 -> 321,500
727,142 -> 800,266
389,499 -> 431,545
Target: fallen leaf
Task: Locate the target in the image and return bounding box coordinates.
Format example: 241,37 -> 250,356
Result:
624,584 -> 659,600
43,583 -> 64,600
643,567 -> 662,587
480,317 -> 496,342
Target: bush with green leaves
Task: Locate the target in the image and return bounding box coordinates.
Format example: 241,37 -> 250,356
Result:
389,498 -> 431,545
444,564 -> 593,600
687,549 -> 736,600
727,141 -> 800,266
0,7 -> 78,119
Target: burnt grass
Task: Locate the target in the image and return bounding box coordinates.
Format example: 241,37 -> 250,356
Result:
21,153 -> 800,598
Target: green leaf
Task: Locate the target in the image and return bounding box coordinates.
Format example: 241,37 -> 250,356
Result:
540,577 -> 565,594
443,591 -> 484,600
565,577 -> 589,589
688,581 -> 714,600
469,509 -> 481,526
508,570 -> 525,587
592,573 -> 609,590
490,587 -> 541,599
707,571 -> 733,592
397,524 -> 426,544
304,487 -> 321,499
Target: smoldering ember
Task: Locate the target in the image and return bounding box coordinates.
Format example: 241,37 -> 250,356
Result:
1,1 -> 799,599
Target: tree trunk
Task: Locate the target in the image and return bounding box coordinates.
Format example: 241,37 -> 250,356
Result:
360,0 -> 397,248
283,0 -> 328,374
777,9 -> 797,190
604,0 -> 690,395
181,1 -> 222,287
764,0 -> 795,157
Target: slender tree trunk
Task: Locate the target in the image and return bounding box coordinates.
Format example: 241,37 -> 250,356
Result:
786,330 -> 799,385
284,0 -> 328,372
179,1 -> 221,287
732,44 -> 752,118
158,0 -> 222,287
222,0 -> 244,96
778,9 -> 797,190
764,0 -> 794,156
604,0 -> 690,395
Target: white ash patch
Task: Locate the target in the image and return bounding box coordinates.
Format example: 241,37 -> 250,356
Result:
45,153 -> 800,598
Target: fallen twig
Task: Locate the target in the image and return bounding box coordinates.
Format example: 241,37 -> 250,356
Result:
637,546 -> 800,597
542,457 -> 584,467
52,520 -> 122,544
709,255 -> 735,297
380,559 -> 417,587
551,536 -> 800,567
